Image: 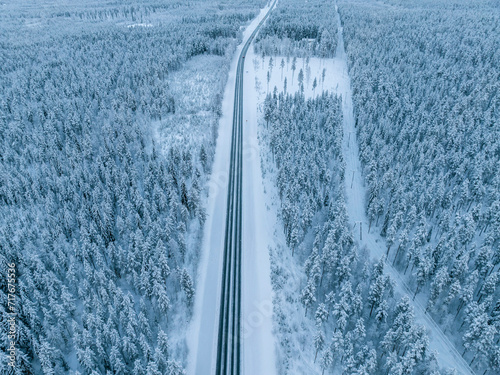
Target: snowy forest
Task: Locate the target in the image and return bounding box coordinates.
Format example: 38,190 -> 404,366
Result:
0,0 -> 266,373
1,0 -> 499,374
262,91 -> 440,374
256,0 -> 499,374
254,0 -> 338,58
339,0 -> 500,372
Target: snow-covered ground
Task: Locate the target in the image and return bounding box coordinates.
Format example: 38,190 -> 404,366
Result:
242,4 -> 476,373
189,2 -> 475,373
334,5 -> 474,375
186,2 -> 278,374
247,30 -> 347,375
153,54 -> 227,153
250,53 -> 340,100
240,42 -> 278,375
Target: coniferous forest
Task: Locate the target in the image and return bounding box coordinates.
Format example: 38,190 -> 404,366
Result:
262,91 -> 440,374
257,0 -> 499,374
254,0 -> 338,58
1,0 -> 499,374
0,0 -> 265,373
339,0 -> 500,371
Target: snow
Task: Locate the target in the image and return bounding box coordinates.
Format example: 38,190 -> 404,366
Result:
250,53 -> 340,100
240,4 -> 476,373
189,2 -> 476,373
246,42 -> 323,374
333,6 -> 474,375
186,2 -> 278,374
241,38 -> 278,375
153,54 -> 227,152
245,21 -> 350,375
244,13 -> 355,375
238,10 -> 350,375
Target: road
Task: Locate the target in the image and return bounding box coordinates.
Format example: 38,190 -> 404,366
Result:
215,2 -> 277,374
334,4 -> 474,375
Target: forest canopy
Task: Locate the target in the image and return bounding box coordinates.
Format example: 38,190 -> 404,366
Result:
0,0 -> 266,373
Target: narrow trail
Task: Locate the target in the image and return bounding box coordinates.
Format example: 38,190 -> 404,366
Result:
334,4 -> 474,375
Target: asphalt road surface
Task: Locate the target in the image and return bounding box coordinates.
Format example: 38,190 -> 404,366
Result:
214,2 -> 277,374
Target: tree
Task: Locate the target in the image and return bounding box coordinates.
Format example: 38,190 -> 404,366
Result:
333,282 -> 353,332
314,330 -> 325,362
263,94 -> 275,128
155,283 -> 171,314
298,69 -> 304,93
382,297 -> 414,353
392,228 -> 408,265
320,347 -> 333,375
315,303 -> 329,325
490,300 -> 500,344
368,275 -> 386,317
386,222 -> 397,256
456,270 -> 478,317
180,268 -> 195,306
319,29 -> 334,57
199,144 -> 208,173
290,226 -> 300,256
476,244 -> 493,274
477,271 -> 497,303
414,248 -> 432,299
463,302 -> 496,366
376,300 -> 389,324
301,279 -> 316,316
110,345 -> 126,374
38,341 -> 56,375
487,346 -> 500,374
427,267 -> 449,312
320,231 -> 340,286
166,360 -> 185,375
291,57 -> 297,84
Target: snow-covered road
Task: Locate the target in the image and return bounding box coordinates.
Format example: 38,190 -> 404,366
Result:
187,2 -> 277,374
334,5 -> 474,375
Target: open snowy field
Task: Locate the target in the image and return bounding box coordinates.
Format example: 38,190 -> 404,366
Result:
251,54 -> 345,102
